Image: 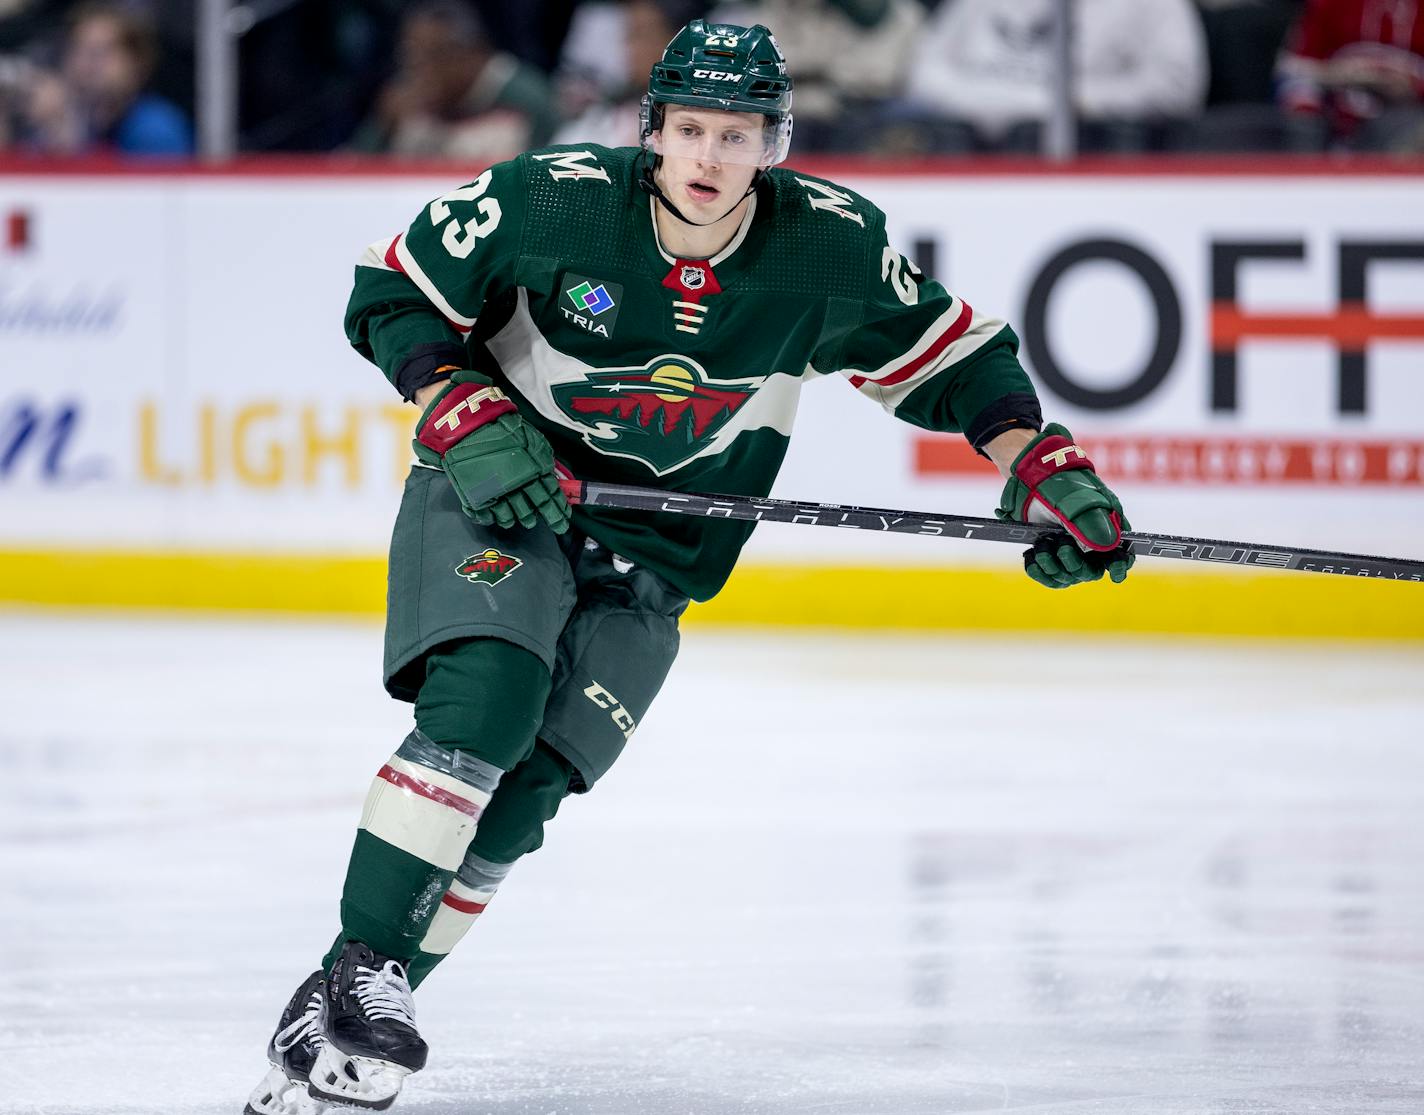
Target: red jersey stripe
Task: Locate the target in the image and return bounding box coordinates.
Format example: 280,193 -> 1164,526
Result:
385,233 -> 473,334
849,301 -> 975,390
376,764 -> 484,819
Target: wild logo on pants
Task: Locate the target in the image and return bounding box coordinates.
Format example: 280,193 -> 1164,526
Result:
456,548 -> 523,587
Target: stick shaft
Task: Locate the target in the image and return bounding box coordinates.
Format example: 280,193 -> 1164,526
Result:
560,479 -> 1424,583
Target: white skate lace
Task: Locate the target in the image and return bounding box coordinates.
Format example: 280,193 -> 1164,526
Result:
273,988 -> 323,1053
352,961 -> 418,1028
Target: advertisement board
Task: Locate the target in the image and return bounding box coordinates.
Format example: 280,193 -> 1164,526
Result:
2,163 -> 1421,632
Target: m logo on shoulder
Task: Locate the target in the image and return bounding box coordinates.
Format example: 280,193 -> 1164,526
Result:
532,150 -> 611,183
794,178 -> 865,227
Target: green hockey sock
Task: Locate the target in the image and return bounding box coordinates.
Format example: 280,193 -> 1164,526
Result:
331,730 -> 502,963
404,741 -> 576,987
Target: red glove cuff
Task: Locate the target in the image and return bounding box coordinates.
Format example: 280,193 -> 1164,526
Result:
1013,434 -> 1123,552
416,381 -> 517,455
1013,434 -> 1095,507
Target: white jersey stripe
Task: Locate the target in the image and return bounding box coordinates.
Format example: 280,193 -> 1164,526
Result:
357,236 -> 400,271
849,311 -> 1008,414
845,301 -> 963,386
393,234 -> 477,330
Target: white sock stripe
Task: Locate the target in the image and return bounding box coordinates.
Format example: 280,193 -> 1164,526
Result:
417,902 -> 479,956
358,773 -> 480,871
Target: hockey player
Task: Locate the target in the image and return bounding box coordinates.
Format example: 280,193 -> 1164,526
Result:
245,19 -> 1132,1114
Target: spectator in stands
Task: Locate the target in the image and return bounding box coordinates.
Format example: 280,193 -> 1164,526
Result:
1172,1 -> 1316,152
1276,0 -> 1424,151
351,0 -> 558,160
18,2 -> 191,156
904,0 -> 1208,152
1195,0 -> 1304,107
474,0 -> 579,74
553,0 -> 702,149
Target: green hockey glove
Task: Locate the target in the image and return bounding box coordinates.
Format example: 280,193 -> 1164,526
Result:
995,423 -> 1134,589
413,370 -> 571,533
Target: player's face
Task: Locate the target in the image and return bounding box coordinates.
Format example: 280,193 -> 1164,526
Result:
654,106 -> 767,215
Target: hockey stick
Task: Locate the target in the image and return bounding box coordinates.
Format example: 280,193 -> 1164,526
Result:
557,478 -> 1424,583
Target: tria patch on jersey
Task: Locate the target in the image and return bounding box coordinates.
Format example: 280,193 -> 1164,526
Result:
550,355 -> 759,474
560,273 -> 623,338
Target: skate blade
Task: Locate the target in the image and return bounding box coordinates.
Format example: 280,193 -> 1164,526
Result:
244,1064 -> 330,1115
306,1044 -> 409,1111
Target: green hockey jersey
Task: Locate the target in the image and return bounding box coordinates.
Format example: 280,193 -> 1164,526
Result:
346,144 -> 1041,601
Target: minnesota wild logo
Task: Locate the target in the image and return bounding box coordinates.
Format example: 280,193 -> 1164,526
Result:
456,548 -> 523,587
550,356 -> 760,474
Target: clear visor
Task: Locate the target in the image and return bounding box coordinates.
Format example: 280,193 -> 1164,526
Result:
646,111 -> 792,167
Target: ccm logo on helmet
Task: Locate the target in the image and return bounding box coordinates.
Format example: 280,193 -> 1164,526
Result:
692,69 -> 741,81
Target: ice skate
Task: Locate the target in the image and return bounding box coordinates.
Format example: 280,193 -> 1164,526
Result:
306,941 -> 426,1111
244,970 -> 329,1114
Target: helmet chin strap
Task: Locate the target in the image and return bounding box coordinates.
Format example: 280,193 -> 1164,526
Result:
639,161 -> 765,229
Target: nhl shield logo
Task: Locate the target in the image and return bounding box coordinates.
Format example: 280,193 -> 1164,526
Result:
456,548 -> 523,587
550,356 -> 760,474
680,265 -> 706,290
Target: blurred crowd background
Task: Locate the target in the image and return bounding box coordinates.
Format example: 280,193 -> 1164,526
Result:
0,0 -> 1421,161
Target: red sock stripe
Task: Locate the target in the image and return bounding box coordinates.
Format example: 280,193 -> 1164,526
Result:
376,764 -> 485,819
441,893 -> 489,915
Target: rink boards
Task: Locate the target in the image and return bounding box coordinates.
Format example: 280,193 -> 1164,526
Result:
1,160 -> 1421,637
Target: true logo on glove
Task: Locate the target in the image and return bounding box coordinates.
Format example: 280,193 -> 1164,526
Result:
418,380 -> 518,455
435,387 -> 509,435
1041,444 -> 1087,468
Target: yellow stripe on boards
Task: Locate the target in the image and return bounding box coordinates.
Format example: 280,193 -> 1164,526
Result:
698,564 -> 1424,641
0,549 -> 1421,640
1,549 -> 388,615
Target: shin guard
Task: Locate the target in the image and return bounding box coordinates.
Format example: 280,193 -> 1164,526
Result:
338,730 -> 502,961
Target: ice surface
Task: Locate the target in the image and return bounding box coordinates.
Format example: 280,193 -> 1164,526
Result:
2,612 -> 1422,1114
